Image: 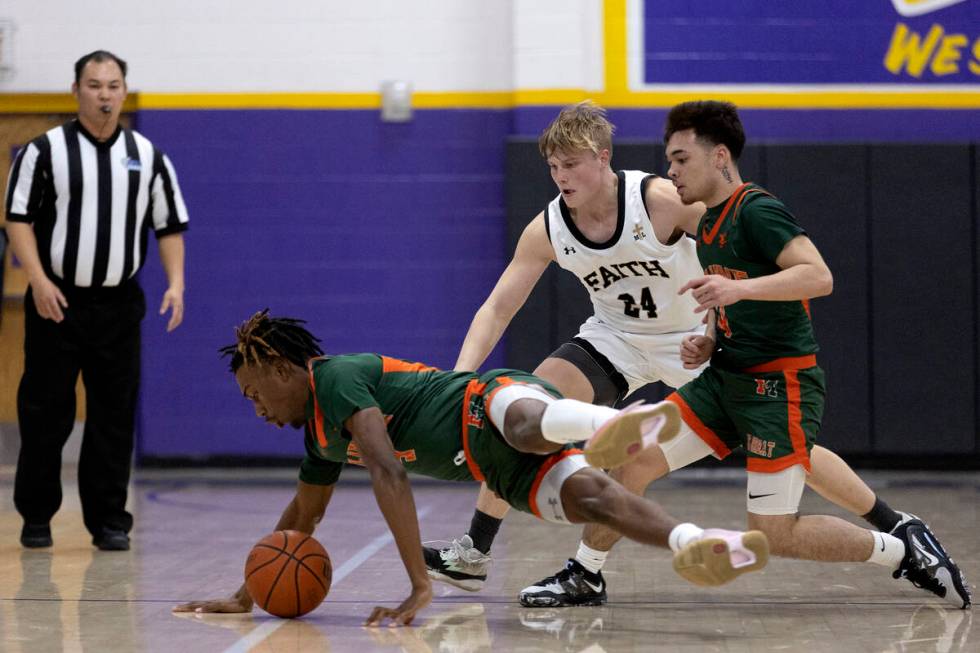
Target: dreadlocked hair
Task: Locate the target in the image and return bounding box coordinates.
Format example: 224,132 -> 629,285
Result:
219,309 -> 323,372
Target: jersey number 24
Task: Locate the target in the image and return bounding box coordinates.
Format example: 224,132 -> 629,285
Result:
618,288 -> 658,318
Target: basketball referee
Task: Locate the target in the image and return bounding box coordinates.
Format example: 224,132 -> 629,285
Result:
4,50 -> 189,551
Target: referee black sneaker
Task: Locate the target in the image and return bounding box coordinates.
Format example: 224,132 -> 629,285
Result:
93,528 -> 130,552
20,523 -> 52,548
423,535 -> 490,592
519,559 -> 607,607
892,516 -> 971,609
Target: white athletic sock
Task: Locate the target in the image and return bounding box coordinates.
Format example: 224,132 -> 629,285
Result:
867,531 -> 906,570
574,541 -> 609,575
668,523 -> 704,552
539,399 -> 618,445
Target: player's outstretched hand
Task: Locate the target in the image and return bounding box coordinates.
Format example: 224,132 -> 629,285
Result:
680,334 -> 716,369
679,275 -> 742,312
172,595 -> 252,614
364,583 -> 432,627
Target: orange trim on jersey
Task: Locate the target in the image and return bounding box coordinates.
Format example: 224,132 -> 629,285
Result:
528,447 -> 584,519
730,187 -> 772,224
782,370 -> 811,472
306,358 -> 328,447
460,379 -> 488,482
802,299 -> 812,320
743,354 -> 817,373
666,393 -> 732,459
482,376 -> 517,421
381,356 -> 439,374
700,183 -> 749,245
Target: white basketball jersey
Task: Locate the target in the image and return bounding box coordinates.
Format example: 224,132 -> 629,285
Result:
545,170 -> 704,335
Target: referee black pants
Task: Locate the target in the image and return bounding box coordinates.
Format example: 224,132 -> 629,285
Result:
14,280 -> 145,537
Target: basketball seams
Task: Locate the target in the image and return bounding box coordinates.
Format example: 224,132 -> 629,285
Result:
294,554 -> 331,591
244,549 -> 288,580
261,530 -> 295,611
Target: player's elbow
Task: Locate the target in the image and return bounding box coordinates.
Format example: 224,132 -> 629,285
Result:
366,455 -> 408,486
816,267 -> 833,297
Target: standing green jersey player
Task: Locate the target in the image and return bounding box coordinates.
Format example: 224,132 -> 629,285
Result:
664,100 -> 969,609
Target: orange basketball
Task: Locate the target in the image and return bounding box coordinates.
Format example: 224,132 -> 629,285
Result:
244,530 -> 332,618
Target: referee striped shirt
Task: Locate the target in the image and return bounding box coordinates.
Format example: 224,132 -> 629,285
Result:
4,119 -> 189,288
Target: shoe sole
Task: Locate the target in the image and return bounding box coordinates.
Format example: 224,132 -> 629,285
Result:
426,569 -> 485,592
519,594 -> 607,608
672,530 -> 769,587
21,539 -> 53,548
584,402 -> 680,470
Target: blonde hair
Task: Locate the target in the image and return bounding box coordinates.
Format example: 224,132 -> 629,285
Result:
538,100 -> 615,159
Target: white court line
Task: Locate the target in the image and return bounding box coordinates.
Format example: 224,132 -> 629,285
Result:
221,505 -> 432,653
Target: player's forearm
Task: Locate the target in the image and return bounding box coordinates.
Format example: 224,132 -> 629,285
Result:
157,233 -> 185,292
454,304 -> 512,372
6,222 -> 49,284
367,463 -> 429,588
704,310 -> 717,341
273,500 -> 314,534
736,263 -> 832,302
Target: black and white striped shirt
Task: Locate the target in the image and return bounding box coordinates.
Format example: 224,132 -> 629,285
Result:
4,119 -> 189,288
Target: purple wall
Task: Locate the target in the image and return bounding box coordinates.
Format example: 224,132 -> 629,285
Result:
136,109 -> 511,458
134,105 -> 978,460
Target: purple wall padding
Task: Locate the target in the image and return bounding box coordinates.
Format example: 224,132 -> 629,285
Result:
136,109 -> 511,458
133,105 -> 975,460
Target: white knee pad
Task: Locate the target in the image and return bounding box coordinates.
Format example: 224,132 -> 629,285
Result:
531,453 -> 590,524
746,464 -> 807,515
660,422 -> 714,471
486,383 -> 557,432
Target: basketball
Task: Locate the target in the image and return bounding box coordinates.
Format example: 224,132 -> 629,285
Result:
244,530 -> 332,618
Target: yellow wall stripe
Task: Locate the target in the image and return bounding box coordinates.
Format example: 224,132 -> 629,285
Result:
3,88 -> 978,113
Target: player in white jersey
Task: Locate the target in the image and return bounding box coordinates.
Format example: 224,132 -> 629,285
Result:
544,168 -> 705,392
425,101 -> 919,607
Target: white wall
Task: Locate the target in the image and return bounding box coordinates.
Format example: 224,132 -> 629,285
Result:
0,0 -> 603,94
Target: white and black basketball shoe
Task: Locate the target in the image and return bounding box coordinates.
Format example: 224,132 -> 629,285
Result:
891,516 -> 972,609
519,559 -> 607,607
423,535 -> 491,592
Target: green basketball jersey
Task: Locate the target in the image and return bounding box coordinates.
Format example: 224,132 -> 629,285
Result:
696,183 -> 819,370
298,354 -> 478,485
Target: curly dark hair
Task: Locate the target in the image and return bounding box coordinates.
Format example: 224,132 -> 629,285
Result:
219,309 -> 323,372
663,100 -> 745,161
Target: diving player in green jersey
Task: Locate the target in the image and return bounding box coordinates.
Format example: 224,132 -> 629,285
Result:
173,310 -> 771,626
664,100 -> 970,609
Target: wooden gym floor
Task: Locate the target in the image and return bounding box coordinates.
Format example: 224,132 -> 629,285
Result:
1,465 -> 976,652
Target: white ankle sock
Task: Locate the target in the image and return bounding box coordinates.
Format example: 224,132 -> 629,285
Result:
668,523 -> 704,552
867,531 -> 906,570
574,541 -> 609,574
539,399 -> 618,445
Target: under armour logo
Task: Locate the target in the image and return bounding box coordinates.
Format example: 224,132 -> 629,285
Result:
547,497 -> 564,521
564,246 -> 576,255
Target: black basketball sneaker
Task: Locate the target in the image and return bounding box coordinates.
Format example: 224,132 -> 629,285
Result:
891,515 -> 971,609
519,559 -> 607,607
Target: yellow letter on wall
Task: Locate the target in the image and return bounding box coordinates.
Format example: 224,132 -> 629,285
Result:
884,22 -> 944,77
